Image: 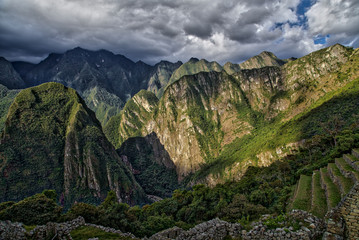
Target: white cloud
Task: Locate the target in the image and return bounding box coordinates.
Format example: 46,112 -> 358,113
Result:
0,0 -> 357,64
306,0 -> 359,46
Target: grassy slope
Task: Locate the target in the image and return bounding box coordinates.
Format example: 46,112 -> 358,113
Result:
328,163 -> 353,194
291,175 -> 311,211
320,168 -> 341,209
71,226 -> 137,240
310,171 -> 327,218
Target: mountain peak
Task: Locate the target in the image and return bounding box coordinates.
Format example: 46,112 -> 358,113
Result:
240,50 -> 285,69
259,51 -> 277,58
189,57 -> 199,63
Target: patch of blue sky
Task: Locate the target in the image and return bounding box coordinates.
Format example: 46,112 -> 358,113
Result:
314,35 -> 329,45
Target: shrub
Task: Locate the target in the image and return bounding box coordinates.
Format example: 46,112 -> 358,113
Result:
0,193 -> 62,225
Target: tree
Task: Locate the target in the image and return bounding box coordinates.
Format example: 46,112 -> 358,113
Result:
321,115 -> 344,147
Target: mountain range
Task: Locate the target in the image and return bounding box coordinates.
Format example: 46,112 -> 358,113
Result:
0,43 -> 358,207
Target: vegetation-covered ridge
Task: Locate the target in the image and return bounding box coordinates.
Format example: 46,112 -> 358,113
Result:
104,44 -> 358,185
1,128 -> 358,238
0,84 -> 19,132
191,43 -> 358,184
0,82 -> 145,206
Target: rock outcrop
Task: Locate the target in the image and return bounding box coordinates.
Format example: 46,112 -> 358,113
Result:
147,210 -> 325,240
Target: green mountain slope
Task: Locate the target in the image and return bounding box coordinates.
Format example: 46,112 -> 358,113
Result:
104,90 -> 159,148
193,44 -> 358,184
0,84 -> 19,132
105,44 -> 358,185
0,82 -> 145,206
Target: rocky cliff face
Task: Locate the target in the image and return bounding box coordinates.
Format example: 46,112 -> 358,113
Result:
198,44 -> 358,185
147,61 -> 183,97
0,82 -> 145,206
105,44 -> 358,185
106,70 -> 265,179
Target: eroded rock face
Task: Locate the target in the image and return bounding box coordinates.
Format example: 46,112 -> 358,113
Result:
105,44 -> 357,185
0,82 -> 145,206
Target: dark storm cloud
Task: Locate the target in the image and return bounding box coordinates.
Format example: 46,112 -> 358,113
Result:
183,22 -> 213,39
239,8 -> 272,25
0,0 -> 358,65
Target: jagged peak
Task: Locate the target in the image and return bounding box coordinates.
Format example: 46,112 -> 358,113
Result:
66,46 -> 89,53
258,51 -> 278,59
188,57 -> 199,63
156,60 -> 183,66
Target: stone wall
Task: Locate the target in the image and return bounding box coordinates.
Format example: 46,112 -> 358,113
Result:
0,210 -> 328,240
0,220 -> 27,240
0,216 -> 137,240
324,182 -> 359,239
147,210 -> 324,240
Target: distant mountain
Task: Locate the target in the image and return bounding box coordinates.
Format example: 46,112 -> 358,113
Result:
0,57 -> 26,89
11,61 -> 35,79
10,48 -> 181,125
0,82 -> 145,206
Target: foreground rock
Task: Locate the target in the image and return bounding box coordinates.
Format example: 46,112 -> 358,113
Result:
147,210 -> 325,240
0,210 -> 326,240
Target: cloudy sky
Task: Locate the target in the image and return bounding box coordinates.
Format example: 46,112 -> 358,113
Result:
0,0 -> 358,65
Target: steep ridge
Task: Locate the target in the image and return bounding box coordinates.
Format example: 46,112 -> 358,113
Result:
157,58 -> 223,97
104,90 -> 159,148
105,44 -> 358,184
0,84 -> 19,132
290,149 -> 359,218
106,69 -> 281,179
0,82 -> 145,206
0,57 -> 26,89
147,60 -> 183,97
